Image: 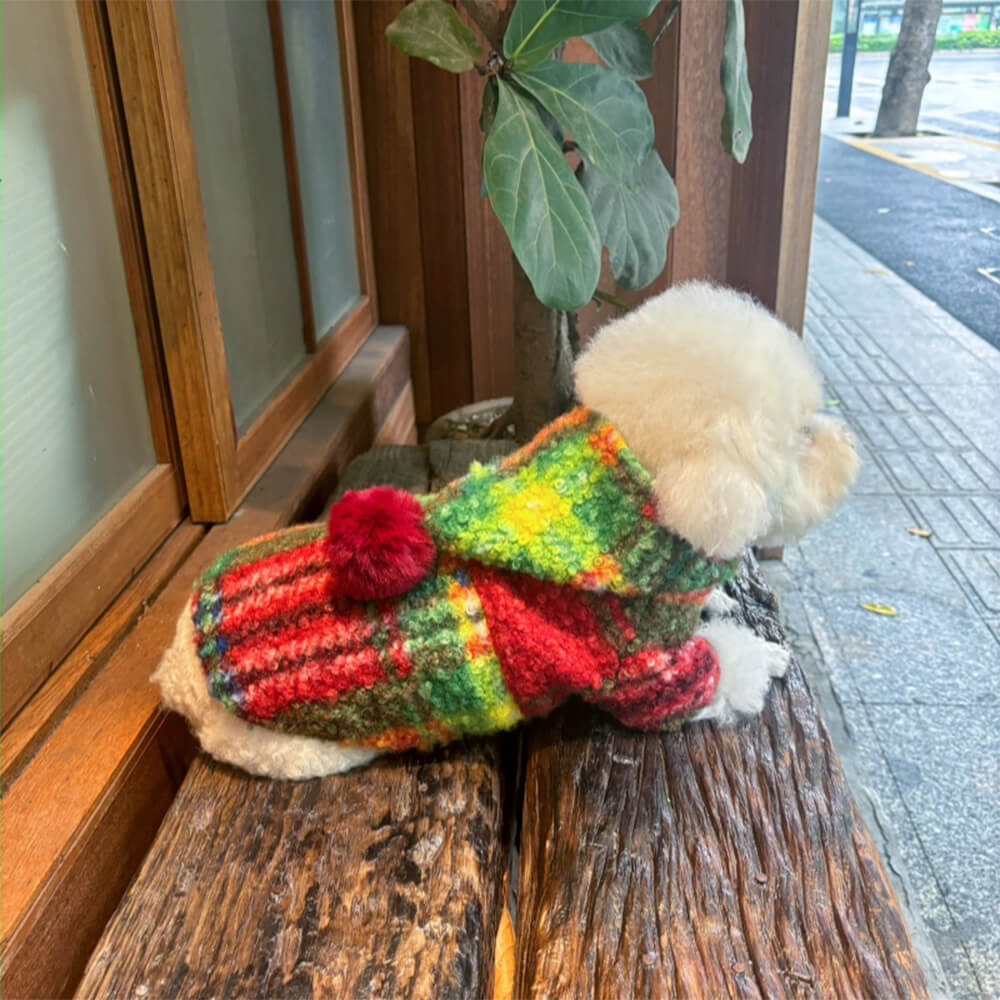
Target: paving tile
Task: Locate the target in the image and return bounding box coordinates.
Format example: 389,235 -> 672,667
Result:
909,496 -> 968,546
904,413 -> 953,450
793,495 -> 969,609
821,385 -> 861,415
971,496 -> 1000,531
961,451 -> 1000,491
926,411 -> 974,450
868,704 -> 1000,1000
901,383 -> 940,414
912,451 -> 966,492
874,355 -> 911,382
929,383 -> 1000,467
802,217 -> 1000,998
889,335 -> 998,386
854,412 -> 900,450
796,590 -> 865,706
935,451 -> 995,492
945,550 -> 1000,614
851,439 -> 896,495
818,589 -> 1000,706
940,497 -> 1000,546
848,716 -> 979,1000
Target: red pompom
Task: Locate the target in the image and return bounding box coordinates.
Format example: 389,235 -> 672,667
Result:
325,486 -> 435,601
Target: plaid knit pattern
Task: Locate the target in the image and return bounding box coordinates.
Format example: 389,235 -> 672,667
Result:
189,409 -> 740,750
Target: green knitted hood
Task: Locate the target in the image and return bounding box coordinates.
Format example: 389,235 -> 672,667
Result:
421,407 -> 739,597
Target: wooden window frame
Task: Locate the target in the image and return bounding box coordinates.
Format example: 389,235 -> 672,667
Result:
105,0 -> 377,524
0,1 -> 187,728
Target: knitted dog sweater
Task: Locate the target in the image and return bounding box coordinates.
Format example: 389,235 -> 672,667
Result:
189,408 -> 740,750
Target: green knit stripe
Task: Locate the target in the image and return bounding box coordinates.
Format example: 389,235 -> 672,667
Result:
199,523 -> 325,586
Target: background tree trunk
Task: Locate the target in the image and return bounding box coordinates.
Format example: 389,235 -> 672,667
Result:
873,0 -> 943,137
509,258 -> 576,442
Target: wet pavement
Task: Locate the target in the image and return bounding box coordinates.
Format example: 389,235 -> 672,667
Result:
762,217 -> 1000,1000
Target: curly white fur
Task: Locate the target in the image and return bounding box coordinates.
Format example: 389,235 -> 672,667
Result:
692,619 -> 791,723
575,281 -> 857,558
153,611 -> 380,779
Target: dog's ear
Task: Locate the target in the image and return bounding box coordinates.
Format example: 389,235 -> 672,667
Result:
651,423 -> 775,559
759,413 -> 858,547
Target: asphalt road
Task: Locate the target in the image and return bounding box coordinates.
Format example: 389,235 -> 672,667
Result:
813,135 -> 1000,348
825,50 -> 1000,139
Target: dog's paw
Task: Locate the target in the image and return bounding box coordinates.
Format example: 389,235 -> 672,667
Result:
701,587 -> 740,620
692,619 -> 790,724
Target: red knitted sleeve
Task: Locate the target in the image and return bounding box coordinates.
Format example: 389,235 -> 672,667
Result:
583,637 -> 719,730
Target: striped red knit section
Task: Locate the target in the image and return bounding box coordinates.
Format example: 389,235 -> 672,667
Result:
219,571 -> 333,643
222,605 -> 374,681
217,539 -> 328,601
241,647 -> 384,720
376,603 -> 414,679
589,639 -> 718,729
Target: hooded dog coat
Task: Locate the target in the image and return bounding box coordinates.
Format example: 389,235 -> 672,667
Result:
188,408 -> 739,751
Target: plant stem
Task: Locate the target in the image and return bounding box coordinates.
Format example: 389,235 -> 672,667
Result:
457,0 -> 511,54
509,258 -> 576,442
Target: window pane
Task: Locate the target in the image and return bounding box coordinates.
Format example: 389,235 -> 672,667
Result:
279,0 -> 361,338
174,0 -> 305,430
0,2 -> 156,613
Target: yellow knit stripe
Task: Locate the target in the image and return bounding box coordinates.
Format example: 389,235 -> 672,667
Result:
446,577 -> 523,730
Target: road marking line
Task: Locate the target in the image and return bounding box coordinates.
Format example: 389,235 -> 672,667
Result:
844,136 -> 947,180
977,267 -> 1000,288
843,134 -> 1000,186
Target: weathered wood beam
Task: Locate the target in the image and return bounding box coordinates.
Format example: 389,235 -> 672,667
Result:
75,444 -> 514,1000
514,557 -> 929,1000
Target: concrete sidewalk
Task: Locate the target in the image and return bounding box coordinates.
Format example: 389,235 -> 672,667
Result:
762,217 -> 1000,1000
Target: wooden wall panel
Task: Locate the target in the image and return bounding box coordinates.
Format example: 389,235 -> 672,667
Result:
726,0 -> 800,312
776,0 -> 834,332
458,68 -> 515,402
410,58 -> 475,417
353,1 -> 434,424
672,0 -> 733,285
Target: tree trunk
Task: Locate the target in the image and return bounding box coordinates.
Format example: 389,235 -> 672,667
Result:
509,257 -> 575,442
873,0 -> 943,137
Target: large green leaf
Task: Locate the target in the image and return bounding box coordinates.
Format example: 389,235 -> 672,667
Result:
504,0 -> 657,68
480,76 -> 499,132
579,149 -> 678,290
513,61 -> 653,187
385,0 -> 483,73
720,0 -> 753,162
484,80 -> 600,310
585,20 -> 653,79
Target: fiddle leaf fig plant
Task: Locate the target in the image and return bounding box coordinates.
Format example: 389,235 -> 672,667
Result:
721,0 -> 753,162
387,0 -> 753,439
387,0 -> 753,312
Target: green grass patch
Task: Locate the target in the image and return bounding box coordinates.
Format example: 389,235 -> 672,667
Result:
830,29 -> 1000,53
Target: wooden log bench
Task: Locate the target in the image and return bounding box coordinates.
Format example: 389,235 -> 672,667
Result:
76,443 -> 930,1000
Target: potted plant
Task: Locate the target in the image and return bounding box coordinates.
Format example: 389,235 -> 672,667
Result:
387,0 -> 753,440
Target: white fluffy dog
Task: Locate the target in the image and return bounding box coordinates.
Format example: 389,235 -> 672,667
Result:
575,281 -> 858,722
155,281 -> 857,777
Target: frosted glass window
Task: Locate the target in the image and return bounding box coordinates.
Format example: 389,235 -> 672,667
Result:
1,2 -> 156,613
279,1 -> 361,338
174,0 -> 305,430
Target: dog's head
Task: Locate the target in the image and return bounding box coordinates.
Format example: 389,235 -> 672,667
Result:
574,282 -> 858,559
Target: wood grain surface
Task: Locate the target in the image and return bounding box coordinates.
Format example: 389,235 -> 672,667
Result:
75,444 -> 514,1000
514,558 -> 929,1000
74,450 -> 926,1000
